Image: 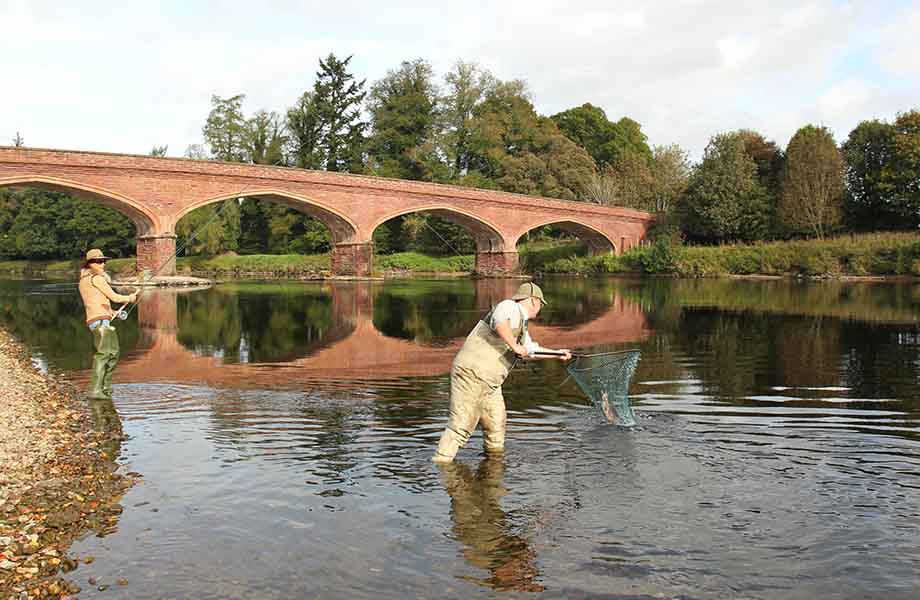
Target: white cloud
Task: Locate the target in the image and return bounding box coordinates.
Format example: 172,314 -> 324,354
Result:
0,0 -> 916,160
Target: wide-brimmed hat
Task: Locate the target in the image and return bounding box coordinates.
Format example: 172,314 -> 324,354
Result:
511,282 -> 547,305
84,248 -> 112,262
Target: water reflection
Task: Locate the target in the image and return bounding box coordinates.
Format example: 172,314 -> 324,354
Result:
438,457 -> 544,592
88,397 -> 124,457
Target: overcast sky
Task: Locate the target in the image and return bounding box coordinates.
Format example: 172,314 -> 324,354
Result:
2,0 -> 918,161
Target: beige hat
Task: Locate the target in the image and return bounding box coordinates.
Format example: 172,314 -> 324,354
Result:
511,282 -> 547,305
84,248 -> 112,262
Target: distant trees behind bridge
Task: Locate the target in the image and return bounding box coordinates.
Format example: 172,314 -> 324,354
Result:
2,53 -> 918,260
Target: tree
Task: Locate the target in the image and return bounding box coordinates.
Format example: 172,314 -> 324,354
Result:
888,109 -> 920,228
841,119 -> 898,230
679,132 -> 770,242
585,144 -> 689,212
202,94 -> 248,162
286,91 -> 321,169
150,145 -> 168,157
12,132 -> 24,147
779,125 -> 845,239
648,144 -> 691,213
176,200 -> 240,256
246,110 -> 286,165
464,82 -> 595,200
551,103 -> 651,168
366,59 -> 442,180
310,53 -> 367,172
439,61 -> 497,177
184,144 -> 210,160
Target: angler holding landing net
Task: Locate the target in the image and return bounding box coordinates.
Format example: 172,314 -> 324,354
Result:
432,282 -> 571,463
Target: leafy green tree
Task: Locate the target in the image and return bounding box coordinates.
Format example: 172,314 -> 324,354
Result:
679,132 -> 770,242
149,145 -> 169,157
841,119 -> 898,230
888,109 -> 920,227
310,53 -> 367,172
439,61 -> 497,177
366,59 -> 443,180
203,94 -> 248,161
649,144 -> 691,213
465,82 -> 595,200
779,125 -> 845,239
12,132 -> 24,147
176,200 -> 240,256
551,103 -> 651,168
286,91 -> 321,169
246,110 -> 287,165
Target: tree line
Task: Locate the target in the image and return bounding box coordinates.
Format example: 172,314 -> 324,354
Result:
1,53 -> 918,260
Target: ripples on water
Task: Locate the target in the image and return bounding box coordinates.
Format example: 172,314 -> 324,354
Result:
1,277 -> 919,599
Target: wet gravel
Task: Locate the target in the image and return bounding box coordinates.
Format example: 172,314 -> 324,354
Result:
0,329 -> 135,599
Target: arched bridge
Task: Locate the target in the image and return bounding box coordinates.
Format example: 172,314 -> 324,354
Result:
0,147 -> 655,276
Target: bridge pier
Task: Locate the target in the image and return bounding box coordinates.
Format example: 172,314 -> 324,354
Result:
331,242 -> 374,277
136,234 -> 177,276
475,251 -> 519,275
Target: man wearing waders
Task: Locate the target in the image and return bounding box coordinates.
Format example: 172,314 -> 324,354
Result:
432,282 -> 571,463
78,249 -> 138,400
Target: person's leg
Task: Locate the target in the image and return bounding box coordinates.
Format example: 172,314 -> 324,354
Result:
479,386 -> 507,454
99,325 -> 121,398
87,325 -> 109,400
433,367 -> 485,463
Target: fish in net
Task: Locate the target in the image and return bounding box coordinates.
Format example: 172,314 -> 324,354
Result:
565,350 -> 641,426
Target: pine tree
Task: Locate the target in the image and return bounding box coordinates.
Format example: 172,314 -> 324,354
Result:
311,54 -> 367,172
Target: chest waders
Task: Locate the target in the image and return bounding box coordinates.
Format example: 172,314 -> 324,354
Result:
85,275 -> 122,401
433,307 -> 527,462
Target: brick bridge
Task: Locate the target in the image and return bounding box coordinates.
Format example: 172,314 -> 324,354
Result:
0,147 -> 655,276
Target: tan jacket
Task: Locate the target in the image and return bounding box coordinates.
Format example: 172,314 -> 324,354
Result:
78,269 -> 132,325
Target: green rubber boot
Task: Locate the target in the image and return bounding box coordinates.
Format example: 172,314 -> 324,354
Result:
86,325 -> 120,400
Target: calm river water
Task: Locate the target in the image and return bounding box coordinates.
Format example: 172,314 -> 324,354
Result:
2,277 -> 919,599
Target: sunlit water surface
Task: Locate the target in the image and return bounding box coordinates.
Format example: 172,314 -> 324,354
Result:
2,277 -> 919,599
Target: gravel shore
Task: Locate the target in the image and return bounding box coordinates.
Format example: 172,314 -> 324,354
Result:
0,329 -> 135,599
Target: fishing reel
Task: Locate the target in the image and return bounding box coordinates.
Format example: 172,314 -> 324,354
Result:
113,308 -> 129,320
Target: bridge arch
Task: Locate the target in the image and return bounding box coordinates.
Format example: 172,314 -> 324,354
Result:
370,205 -> 509,253
513,218 -> 617,255
0,175 -> 160,235
173,188 -> 360,244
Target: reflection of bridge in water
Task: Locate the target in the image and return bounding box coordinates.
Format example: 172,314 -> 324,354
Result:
113,280 -> 650,388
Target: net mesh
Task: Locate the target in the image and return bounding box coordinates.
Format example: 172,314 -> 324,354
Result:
566,350 -> 641,426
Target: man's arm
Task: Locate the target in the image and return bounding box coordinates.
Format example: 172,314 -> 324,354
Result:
92,275 -> 137,304
521,330 -> 571,361
494,321 -> 529,358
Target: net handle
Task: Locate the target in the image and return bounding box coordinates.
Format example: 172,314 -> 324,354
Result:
532,348 -> 639,359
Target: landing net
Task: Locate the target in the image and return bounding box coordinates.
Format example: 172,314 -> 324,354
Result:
566,350 -> 641,426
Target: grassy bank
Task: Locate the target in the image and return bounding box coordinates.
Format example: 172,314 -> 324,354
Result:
536,233 -> 920,278
3,233 -> 918,280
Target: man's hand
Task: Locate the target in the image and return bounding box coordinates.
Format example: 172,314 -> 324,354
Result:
129,291 -> 140,303
556,349 -> 572,361
512,343 -> 530,358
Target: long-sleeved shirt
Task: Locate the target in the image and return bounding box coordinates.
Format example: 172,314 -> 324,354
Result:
77,269 -> 132,325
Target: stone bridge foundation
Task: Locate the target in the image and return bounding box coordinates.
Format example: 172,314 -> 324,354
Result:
475,251 -> 519,275
136,234 -> 177,276
331,243 -> 374,276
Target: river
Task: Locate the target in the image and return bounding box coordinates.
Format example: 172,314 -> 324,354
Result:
1,277 -> 918,599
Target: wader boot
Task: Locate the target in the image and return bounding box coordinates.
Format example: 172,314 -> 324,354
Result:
87,324 -> 120,400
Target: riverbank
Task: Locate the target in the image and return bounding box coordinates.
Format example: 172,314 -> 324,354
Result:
0,329 -> 134,598
538,232 -> 920,278
2,233 -> 919,281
